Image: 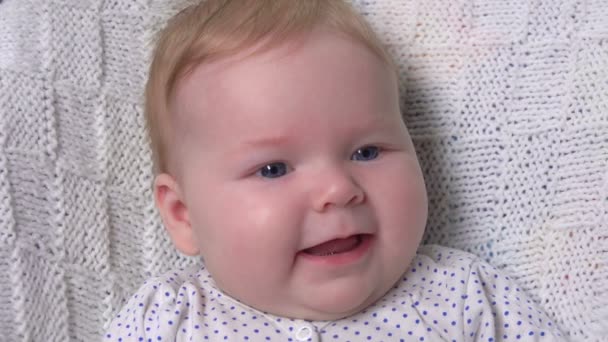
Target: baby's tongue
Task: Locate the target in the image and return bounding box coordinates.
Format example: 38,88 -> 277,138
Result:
304,235 -> 359,256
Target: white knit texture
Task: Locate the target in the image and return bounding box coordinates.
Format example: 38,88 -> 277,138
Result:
0,0 -> 606,341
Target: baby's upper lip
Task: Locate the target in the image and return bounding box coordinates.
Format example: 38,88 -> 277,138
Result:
299,215 -> 376,251
299,231 -> 373,252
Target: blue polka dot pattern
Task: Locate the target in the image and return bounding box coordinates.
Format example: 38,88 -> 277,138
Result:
104,245 -> 565,341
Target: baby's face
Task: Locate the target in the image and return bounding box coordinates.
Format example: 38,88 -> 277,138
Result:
168,29 -> 428,320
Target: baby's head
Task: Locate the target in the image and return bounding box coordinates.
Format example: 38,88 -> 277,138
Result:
147,0 -> 428,320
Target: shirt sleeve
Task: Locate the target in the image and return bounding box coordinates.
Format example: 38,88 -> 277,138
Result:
103,279 -> 189,342
461,259 -> 566,341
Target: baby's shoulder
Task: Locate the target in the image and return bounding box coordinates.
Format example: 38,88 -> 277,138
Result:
405,244 -> 486,285
415,244 -> 482,267
407,244 -> 523,293
104,264 -> 229,341
413,244 -> 507,279
122,264 -> 213,308
388,244 -> 566,340
105,265 -> 294,341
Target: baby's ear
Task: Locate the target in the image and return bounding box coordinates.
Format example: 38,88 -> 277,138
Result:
153,174 -> 200,256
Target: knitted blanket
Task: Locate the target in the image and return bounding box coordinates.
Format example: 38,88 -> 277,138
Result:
0,0 -> 606,340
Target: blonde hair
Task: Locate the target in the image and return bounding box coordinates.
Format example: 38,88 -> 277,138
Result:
146,0 -> 394,174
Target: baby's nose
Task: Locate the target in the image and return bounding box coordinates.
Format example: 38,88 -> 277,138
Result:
311,166 -> 365,212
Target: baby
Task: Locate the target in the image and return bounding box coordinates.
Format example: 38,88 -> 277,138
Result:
105,0 -> 565,341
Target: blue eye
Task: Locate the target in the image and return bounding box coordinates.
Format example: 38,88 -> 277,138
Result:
351,146 -> 380,161
257,162 -> 288,178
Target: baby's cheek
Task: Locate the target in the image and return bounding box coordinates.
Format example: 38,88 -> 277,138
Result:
380,162 -> 427,215
214,192 -> 301,264
376,164 -> 427,256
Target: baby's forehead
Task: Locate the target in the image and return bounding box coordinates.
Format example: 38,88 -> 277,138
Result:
174,30 -> 392,101
177,27 -> 388,87
170,38 -> 292,110
168,30 -> 400,145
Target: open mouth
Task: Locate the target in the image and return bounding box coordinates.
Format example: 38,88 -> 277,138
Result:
302,234 -> 369,256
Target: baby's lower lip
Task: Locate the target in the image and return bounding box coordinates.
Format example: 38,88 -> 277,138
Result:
298,234 -> 374,266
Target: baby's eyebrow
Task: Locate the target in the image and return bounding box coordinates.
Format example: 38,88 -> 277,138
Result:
225,135 -> 293,157
241,135 -> 292,148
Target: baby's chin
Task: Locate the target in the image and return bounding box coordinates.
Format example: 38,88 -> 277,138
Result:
257,279 -> 393,321
297,290 -> 382,321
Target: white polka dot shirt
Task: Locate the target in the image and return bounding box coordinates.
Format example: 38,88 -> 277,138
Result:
104,245 -> 565,341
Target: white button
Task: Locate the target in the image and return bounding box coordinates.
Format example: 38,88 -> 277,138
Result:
295,325 -> 313,341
